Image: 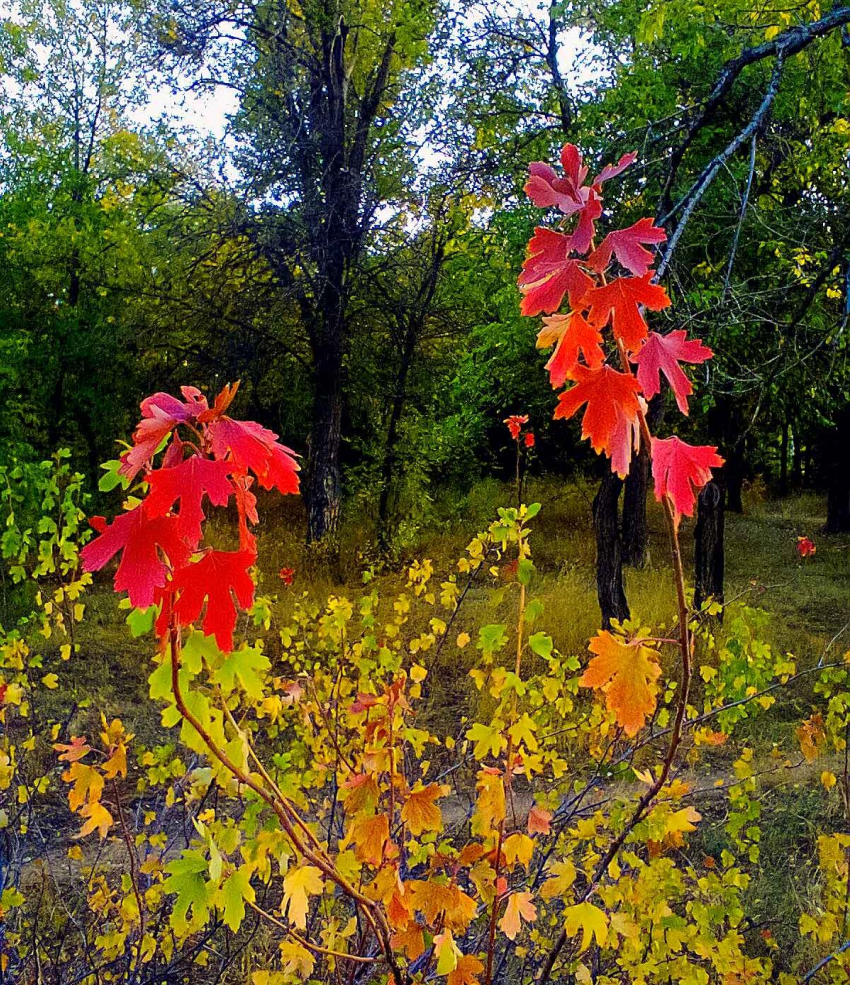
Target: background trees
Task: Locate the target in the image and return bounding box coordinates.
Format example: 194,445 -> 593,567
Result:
1,0 -> 848,609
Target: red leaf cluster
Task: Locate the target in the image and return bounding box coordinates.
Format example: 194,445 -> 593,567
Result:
520,143 -> 722,508
81,383 -> 300,651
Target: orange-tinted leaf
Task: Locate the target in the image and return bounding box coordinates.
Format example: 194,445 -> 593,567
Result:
588,218 -> 666,277
499,891 -> 537,941
651,437 -> 723,517
518,229 -> 595,317
527,805 -> 552,835
448,954 -> 485,985
537,312 -> 605,388
579,630 -> 661,736
554,366 -> 642,475
401,783 -> 446,836
583,273 -> 670,351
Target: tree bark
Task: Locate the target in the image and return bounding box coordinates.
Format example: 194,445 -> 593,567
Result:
825,405 -> 850,533
377,334 -> 416,551
779,418 -> 789,496
725,431 -> 746,513
593,470 -> 629,628
621,395 -> 664,567
694,474 -> 726,615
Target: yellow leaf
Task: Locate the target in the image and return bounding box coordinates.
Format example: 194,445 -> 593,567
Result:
279,939 -> 315,978
499,891 -> 537,941
821,771 -> 837,790
564,902 -> 608,951
282,865 -> 324,930
348,814 -> 389,867
434,929 -> 461,975
448,953 -> 485,985
41,674 -> 59,690
456,632 -> 470,649
579,631 -> 661,735
502,833 -> 534,870
77,800 -> 113,839
541,859 -> 577,899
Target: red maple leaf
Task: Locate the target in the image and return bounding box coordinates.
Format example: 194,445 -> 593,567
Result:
208,418 -> 300,495
524,144 -> 590,215
504,414 -> 529,440
592,151 -> 637,188
144,456 -> 234,546
609,400 -> 642,478
588,218 -> 667,277
80,507 -> 191,608
171,549 -> 256,652
537,312 -> 605,388
518,228 -> 595,317
632,331 -> 713,414
651,436 -> 723,516
232,473 -> 259,552
555,365 -> 642,470
119,388 -> 208,480
583,273 -> 671,352
796,536 -> 816,558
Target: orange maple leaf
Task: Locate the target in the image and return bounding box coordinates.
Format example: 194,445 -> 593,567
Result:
554,365 -> 642,474
448,954 -> 485,985
537,312 -> 605,388
392,920 -> 426,960
499,891 -> 537,941
348,814 -> 389,866
401,783 -> 447,836
582,273 -> 670,351
579,630 -> 662,736
527,805 -> 553,835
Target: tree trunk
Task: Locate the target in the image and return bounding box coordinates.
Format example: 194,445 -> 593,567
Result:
694,474 -> 726,615
306,302 -> 344,548
377,335 -> 416,551
621,395 -> 664,567
593,470 -> 629,628
779,419 -> 789,496
725,433 -> 745,513
825,406 -> 850,533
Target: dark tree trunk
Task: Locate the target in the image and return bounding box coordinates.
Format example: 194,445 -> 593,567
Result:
306,291 -> 344,547
621,395 -> 664,567
593,470 -> 629,628
792,423 -> 803,489
779,419 -> 789,496
725,433 -> 746,513
377,335 -> 416,551
825,406 -> 850,533
694,474 -> 726,615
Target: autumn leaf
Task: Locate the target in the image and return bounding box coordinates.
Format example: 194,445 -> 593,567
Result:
81,507 -> 191,609
434,929 -> 462,975
592,151 -> 637,188
583,273 -> 671,351
401,782 -> 446,836
54,736 -> 91,763
348,814 -> 389,867
798,714 -> 826,762
144,456 -> 234,545
471,768 -> 506,836
588,218 -> 667,276
77,800 -> 114,839
563,901 -> 608,951
537,312 -> 605,388
119,388 -> 208,480
171,549 -> 256,653
282,865 -> 324,930
527,805 -> 552,835
278,940 -> 315,979
502,832 -> 534,869
651,436 -> 724,517
499,891 -> 537,941
448,953 -> 485,985
518,228 -> 595,317
632,331 -> 713,414
392,921 -> 426,960
580,630 -> 661,736
554,365 -> 642,474
540,859 -> 577,899
524,145 -> 590,216
208,417 -> 299,495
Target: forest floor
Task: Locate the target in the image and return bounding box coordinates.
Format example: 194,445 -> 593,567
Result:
30,479 -> 850,970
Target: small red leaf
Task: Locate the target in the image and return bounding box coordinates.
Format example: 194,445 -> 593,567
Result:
537,312 -> 605,388
119,389 -> 208,480
80,507 -> 190,608
555,366 -> 642,474
588,218 -> 667,277
583,274 -> 671,352
593,151 -> 637,188
208,418 -> 300,496
651,436 -> 724,516
171,550 -> 256,652
632,331 -> 713,414
518,228 -> 595,317
144,456 -> 234,546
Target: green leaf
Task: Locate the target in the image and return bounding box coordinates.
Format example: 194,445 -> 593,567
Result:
126,605 -> 156,637
528,632 -> 553,659
214,644 -> 270,700
220,867 -> 255,932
